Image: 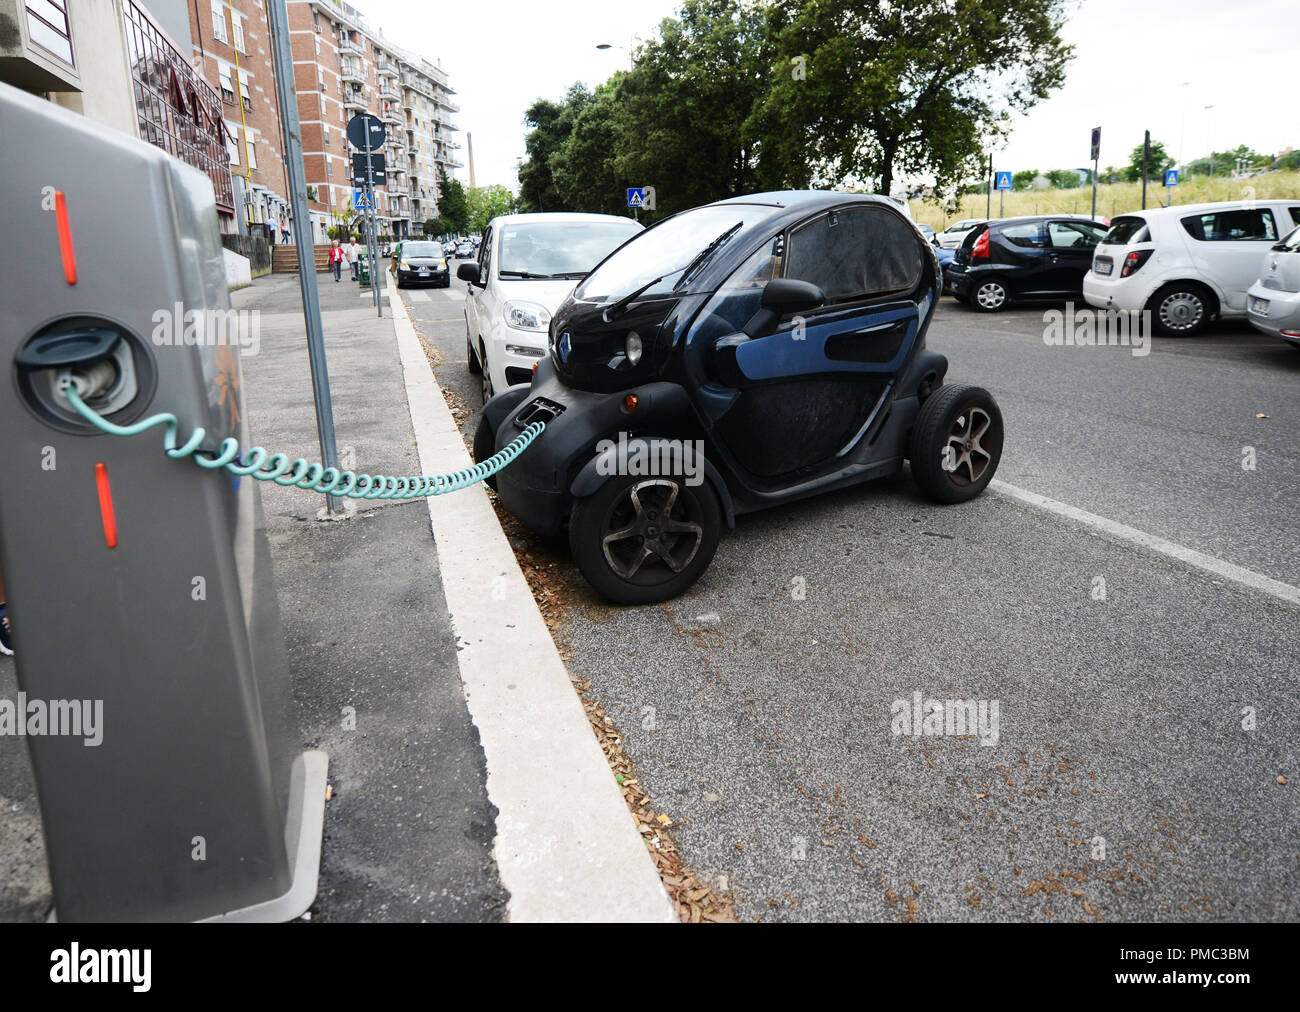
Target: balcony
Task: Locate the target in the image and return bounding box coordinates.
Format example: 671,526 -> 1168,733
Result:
343,91 -> 368,113
379,84 -> 399,102
340,62 -> 364,84
381,106 -> 403,126
338,36 -> 363,56
376,60 -> 398,79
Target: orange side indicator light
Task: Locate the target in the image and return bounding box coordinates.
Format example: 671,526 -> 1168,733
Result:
95,462 -> 118,549
624,394 -> 639,412
55,190 -> 77,285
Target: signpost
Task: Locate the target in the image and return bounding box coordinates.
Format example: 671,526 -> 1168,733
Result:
348,112 -> 386,317
626,186 -> 655,221
995,171 -> 1012,216
1164,168 -> 1179,206
266,0 -> 341,511
1090,126 -> 1101,220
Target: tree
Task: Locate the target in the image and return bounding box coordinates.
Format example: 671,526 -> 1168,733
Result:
437,170 -> 469,234
550,83 -> 630,215
1276,149 -> 1300,172
755,0 -> 1073,199
422,217 -> 450,237
1121,138 -> 1174,182
1011,169 -> 1038,190
517,86 -> 592,213
1046,168 -> 1084,189
466,185 -> 517,233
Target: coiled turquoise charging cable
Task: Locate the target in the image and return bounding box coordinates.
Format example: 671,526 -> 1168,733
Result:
61,384 -> 544,500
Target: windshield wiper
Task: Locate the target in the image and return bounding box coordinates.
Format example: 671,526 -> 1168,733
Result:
499,269 -> 558,279
672,221 -> 743,293
602,275 -> 664,322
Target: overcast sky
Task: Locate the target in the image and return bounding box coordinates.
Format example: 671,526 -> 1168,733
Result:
354,0 -> 1298,191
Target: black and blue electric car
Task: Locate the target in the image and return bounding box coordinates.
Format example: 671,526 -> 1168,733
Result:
469,191 -> 1004,604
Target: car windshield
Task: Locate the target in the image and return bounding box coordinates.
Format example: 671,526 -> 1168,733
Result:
576,204 -> 765,302
497,220 -> 642,279
402,242 -> 440,257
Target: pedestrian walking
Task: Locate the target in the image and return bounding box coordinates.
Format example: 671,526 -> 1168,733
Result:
346,237 -> 361,281
280,219 -> 291,245
329,239 -> 345,282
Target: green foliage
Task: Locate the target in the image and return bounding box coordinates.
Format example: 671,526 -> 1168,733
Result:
437,170 -> 470,233
756,0 -> 1074,198
517,86 -> 592,213
1121,138 -> 1174,182
1276,149 -> 1300,172
1012,169 -> 1040,190
465,185 -> 517,234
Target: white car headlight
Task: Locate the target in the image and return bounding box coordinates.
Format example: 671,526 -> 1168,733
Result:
625,331 -> 643,366
504,301 -> 551,332
400,261 -> 410,270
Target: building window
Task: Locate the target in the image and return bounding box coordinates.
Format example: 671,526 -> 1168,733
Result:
210,0 -> 227,43
218,64 -> 234,103
226,121 -> 239,165
324,126 -> 330,147
231,11 -> 245,53
238,70 -> 251,112
244,127 -> 256,169
26,0 -> 74,65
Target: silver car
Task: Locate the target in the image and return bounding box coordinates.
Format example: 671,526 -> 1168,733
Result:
937,218 -> 983,249
1246,224 -> 1300,349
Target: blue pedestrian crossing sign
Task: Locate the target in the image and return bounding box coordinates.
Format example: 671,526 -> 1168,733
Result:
627,187 -> 646,208
1163,169 -> 1179,187
995,171 -> 1012,191
353,188 -> 372,210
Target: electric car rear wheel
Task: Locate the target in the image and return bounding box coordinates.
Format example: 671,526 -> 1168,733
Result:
909,384 -> 1004,504
570,474 -> 722,605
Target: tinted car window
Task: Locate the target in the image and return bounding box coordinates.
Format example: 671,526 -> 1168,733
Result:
784,205 -> 924,303
401,242 -> 440,257
1181,208 -> 1278,242
1102,216 -> 1149,245
999,222 -> 1043,247
1047,221 -> 1106,248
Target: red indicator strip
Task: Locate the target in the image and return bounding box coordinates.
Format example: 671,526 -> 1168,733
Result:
55,190 -> 77,285
95,462 -> 118,549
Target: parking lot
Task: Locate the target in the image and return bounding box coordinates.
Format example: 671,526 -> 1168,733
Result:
403,279 -> 1299,922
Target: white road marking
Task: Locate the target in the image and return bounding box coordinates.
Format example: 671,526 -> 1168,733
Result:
990,479 -> 1300,608
443,288 -> 466,302
385,273 -> 675,923
406,289 -> 431,302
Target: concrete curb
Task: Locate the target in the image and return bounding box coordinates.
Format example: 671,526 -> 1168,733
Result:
385,271 -> 676,923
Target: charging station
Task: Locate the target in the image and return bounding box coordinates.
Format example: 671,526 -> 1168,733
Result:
0,82 -> 327,922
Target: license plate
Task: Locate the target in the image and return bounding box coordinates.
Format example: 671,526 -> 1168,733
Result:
418,269 -> 429,276
1094,258 -> 1113,275
1249,296 -> 1269,315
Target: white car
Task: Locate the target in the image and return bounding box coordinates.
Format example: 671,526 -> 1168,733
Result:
460,213 -> 644,401
1082,200 -> 1300,336
1245,224 -> 1300,349
937,219 -> 984,249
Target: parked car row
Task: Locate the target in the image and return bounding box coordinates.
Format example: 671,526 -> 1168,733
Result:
930,200 -> 1300,343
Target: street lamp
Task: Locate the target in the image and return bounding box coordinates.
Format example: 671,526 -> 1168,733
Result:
1204,104 -> 1216,176
595,37 -> 635,70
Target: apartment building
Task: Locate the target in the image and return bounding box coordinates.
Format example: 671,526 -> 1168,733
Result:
286,0 -> 461,242
188,1 -> 292,234
1,0 -> 237,228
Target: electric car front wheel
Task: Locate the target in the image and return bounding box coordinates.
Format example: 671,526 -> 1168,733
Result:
570,474 -> 722,605
908,383 -> 1004,504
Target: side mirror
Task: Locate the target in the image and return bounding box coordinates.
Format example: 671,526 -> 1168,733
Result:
741,278 -> 825,338
761,278 -> 825,315
457,262 -> 481,284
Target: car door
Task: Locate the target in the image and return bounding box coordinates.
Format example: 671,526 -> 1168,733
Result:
696,204 -> 928,482
993,221 -> 1051,295
1180,206 -> 1282,310
1043,219 -> 1106,295
465,226 -> 492,344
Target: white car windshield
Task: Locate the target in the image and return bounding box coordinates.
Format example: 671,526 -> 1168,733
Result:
575,204 -> 765,302
497,220 -> 642,280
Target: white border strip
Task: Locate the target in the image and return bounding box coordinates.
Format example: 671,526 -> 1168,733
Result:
990,479 -> 1300,608
386,273 -> 676,923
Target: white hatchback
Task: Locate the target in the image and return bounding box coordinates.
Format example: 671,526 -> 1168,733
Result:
1082,200 -> 1300,336
461,213 -> 643,401
937,218 -> 984,249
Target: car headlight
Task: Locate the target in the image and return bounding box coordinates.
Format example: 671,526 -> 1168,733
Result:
400,261 -> 410,270
625,331 -> 643,366
504,301 -> 551,332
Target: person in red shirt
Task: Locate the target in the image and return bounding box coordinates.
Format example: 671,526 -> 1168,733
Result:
329,239 -> 345,282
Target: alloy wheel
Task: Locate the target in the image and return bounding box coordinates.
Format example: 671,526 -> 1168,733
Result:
942,408 -> 994,486
600,480 -> 704,580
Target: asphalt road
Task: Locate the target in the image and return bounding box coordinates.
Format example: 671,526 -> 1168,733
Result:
402,277 -> 1300,923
